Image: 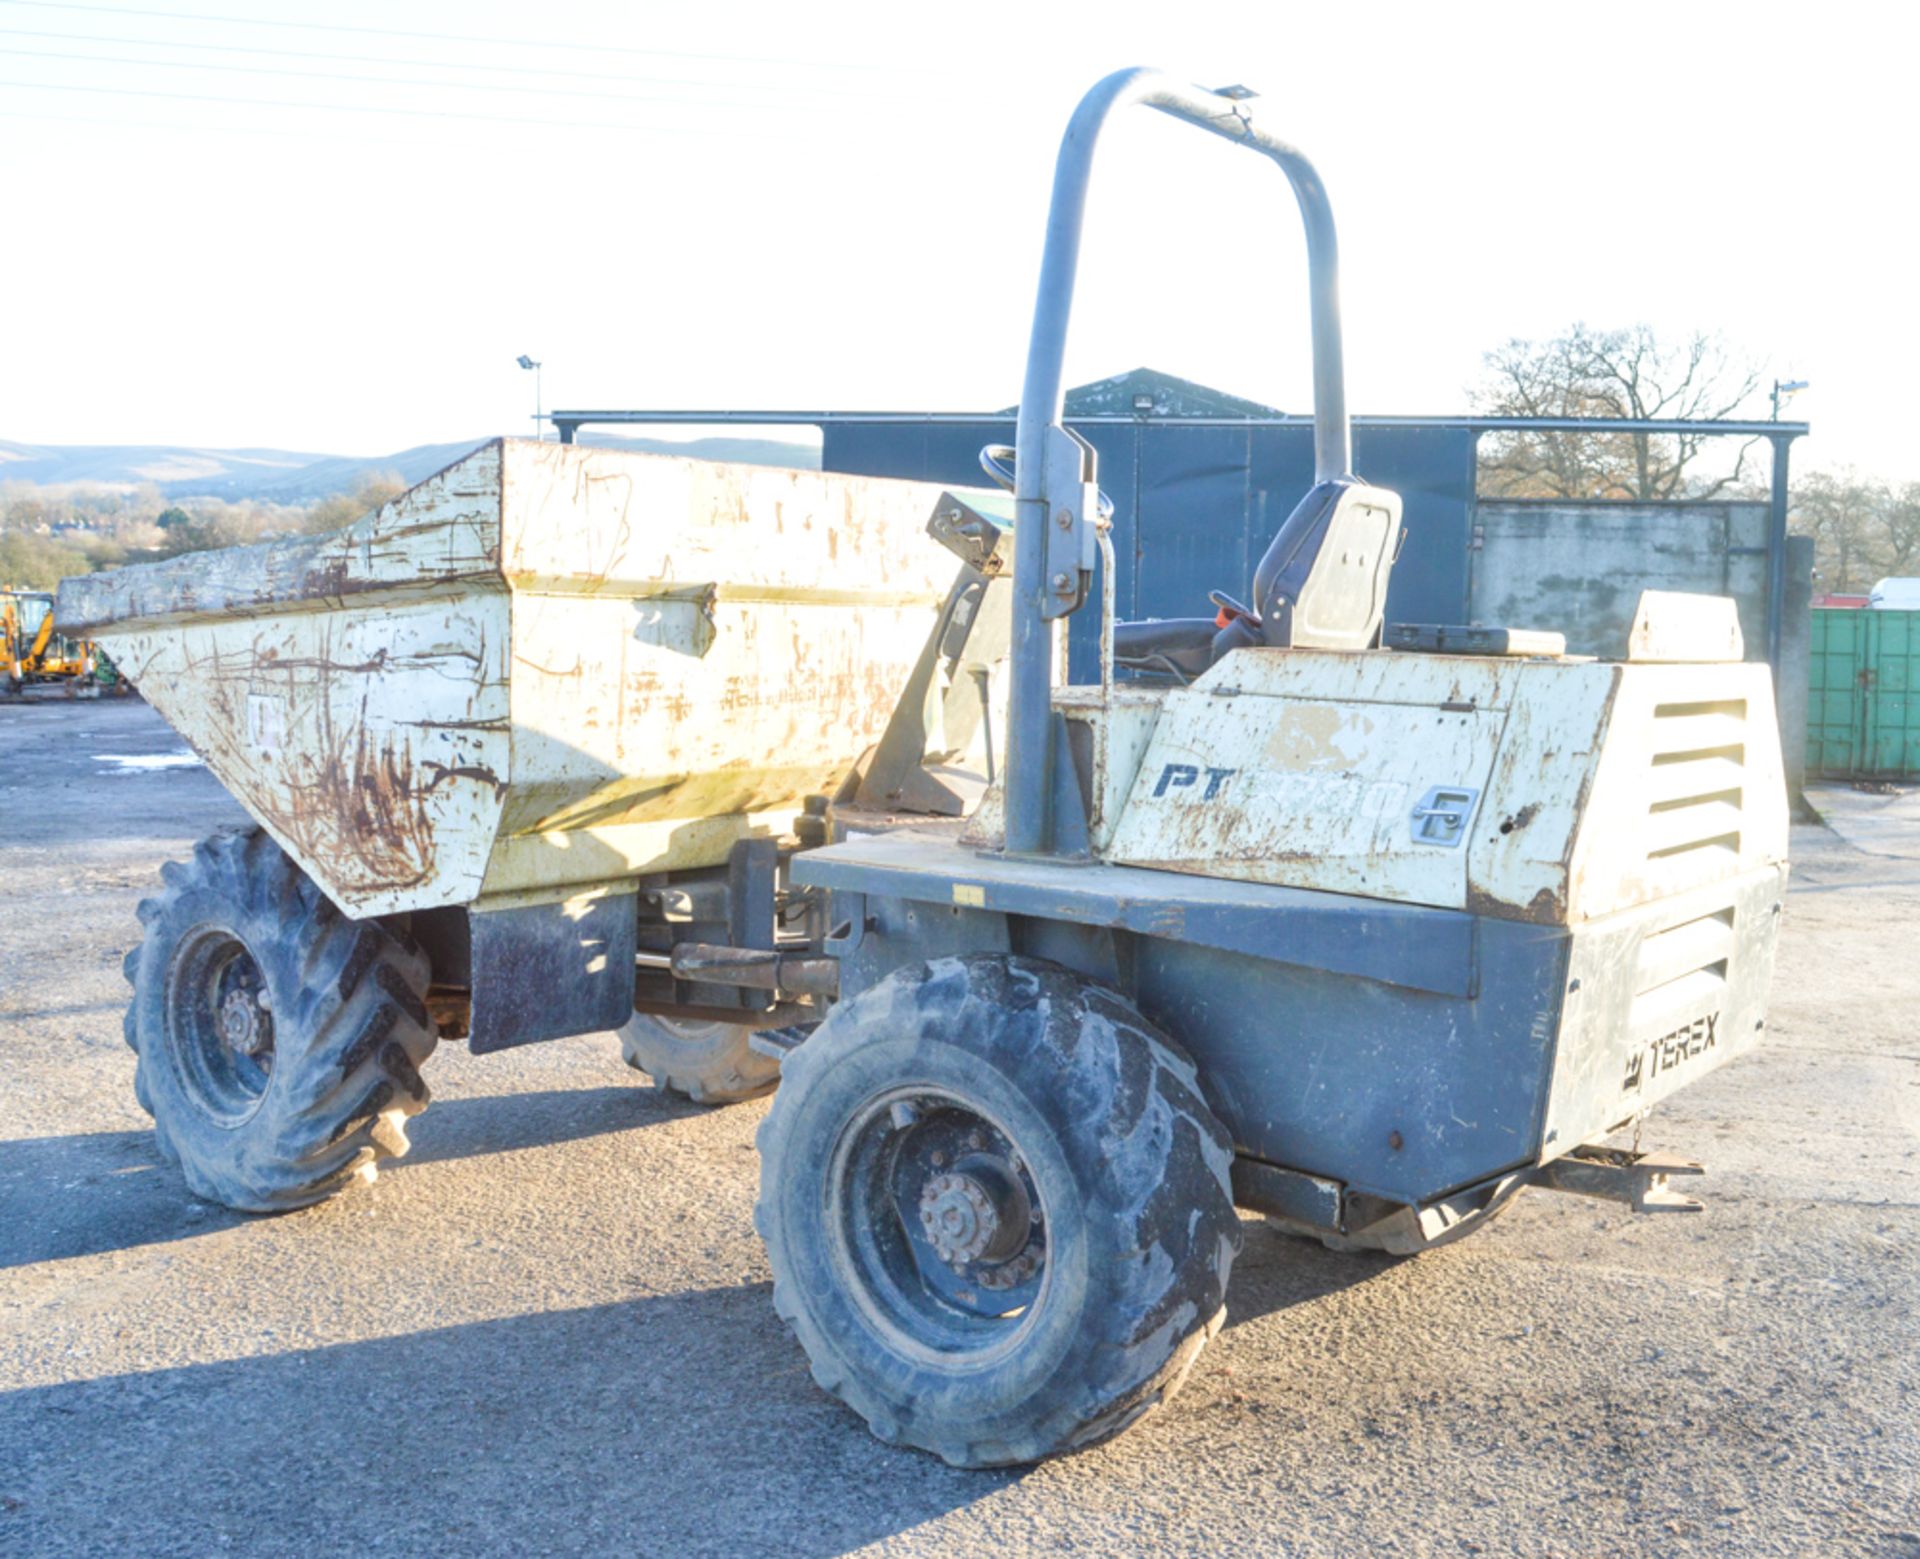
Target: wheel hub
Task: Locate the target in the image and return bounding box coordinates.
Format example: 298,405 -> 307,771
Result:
919,1172 -> 1001,1265
218,987 -> 270,1056
843,1091 -> 1051,1334
166,927 -> 276,1124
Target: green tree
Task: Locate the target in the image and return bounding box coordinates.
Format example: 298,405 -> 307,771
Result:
0,529 -> 89,588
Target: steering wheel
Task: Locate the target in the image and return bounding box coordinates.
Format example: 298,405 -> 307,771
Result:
977,444 -> 1114,525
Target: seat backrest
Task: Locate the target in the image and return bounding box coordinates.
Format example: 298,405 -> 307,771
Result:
1253,479 -> 1402,651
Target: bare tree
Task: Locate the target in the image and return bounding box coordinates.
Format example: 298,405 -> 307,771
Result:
1879,482 -> 1920,577
1789,471 -> 1920,593
1473,323 -> 1763,500
301,470 -> 408,537
1792,470 -> 1879,593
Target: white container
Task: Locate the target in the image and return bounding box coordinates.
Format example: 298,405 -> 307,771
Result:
1868,577 -> 1920,610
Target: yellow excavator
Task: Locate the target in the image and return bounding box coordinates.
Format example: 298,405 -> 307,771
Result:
2,586 -> 103,697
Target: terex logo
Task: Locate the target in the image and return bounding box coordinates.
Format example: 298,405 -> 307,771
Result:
1153,762 -> 1237,801
1622,1011 -> 1719,1093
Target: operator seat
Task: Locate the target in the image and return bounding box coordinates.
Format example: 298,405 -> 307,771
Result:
1111,477 -> 1403,681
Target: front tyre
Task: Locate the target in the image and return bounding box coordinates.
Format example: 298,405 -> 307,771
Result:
755,955 -> 1241,1467
124,827 -> 438,1212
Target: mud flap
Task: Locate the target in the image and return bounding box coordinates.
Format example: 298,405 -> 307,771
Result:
468,889 -> 637,1053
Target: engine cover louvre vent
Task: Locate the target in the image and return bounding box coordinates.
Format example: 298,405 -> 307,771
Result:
1628,904 -> 1735,1034
1644,699 -> 1747,867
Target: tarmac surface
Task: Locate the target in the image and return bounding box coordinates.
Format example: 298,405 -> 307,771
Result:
1,698 -> 1915,1557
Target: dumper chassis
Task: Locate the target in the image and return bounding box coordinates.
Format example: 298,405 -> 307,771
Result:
63,69 -> 1789,1467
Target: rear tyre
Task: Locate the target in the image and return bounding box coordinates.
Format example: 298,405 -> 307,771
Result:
619,1013 -> 780,1105
756,955 -> 1241,1467
124,826 -> 438,1212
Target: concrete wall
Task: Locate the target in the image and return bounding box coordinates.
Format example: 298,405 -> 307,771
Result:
1471,501 -> 1770,656
1471,501 -> 1812,799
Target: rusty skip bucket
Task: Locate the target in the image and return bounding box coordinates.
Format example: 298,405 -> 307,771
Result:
58,439 -> 971,917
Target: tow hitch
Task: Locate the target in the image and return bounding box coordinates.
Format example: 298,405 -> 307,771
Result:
1536,1145 -> 1707,1213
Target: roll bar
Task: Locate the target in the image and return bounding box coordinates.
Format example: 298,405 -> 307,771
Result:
1003,68 -> 1351,858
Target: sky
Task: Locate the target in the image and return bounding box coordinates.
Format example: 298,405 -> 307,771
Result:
0,0 -> 1913,478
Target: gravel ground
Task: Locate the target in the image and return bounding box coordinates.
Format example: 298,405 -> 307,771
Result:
2,698 -> 1915,1558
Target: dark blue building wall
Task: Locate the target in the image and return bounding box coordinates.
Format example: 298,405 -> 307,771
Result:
821,419 -> 1478,681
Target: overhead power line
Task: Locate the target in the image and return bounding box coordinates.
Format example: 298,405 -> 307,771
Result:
0,101 -> 557,147
0,75 -> 796,135
0,24 -> 884,96
0,0 -> 885,72
0,44 -> 871,111
0,22 -> 883,95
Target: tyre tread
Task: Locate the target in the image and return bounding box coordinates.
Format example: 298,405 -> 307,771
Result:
619,1013 -> 779,1105
122,826 -> 438,1212
758,954 -> 1240,1467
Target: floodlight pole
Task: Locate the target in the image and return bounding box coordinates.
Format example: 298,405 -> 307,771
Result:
518,355 -> 545,440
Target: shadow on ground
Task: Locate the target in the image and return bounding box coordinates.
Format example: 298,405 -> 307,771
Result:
1222,1219 -> 1405,1331
0,1086 -> 695,1270
0,1283 -> 1017,1557
0,1101 -> 1398,1557
402,1082 -> 706,1167
0,1233 -> 1399,1558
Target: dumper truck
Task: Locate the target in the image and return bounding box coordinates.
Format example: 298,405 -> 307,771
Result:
57,69 -> 1789,1467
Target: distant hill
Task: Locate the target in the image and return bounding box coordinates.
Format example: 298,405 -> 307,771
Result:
245,440 -> 495,501
0,439 -> 334,495
0,432 -> 822,502
2,372 -> 1272,503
